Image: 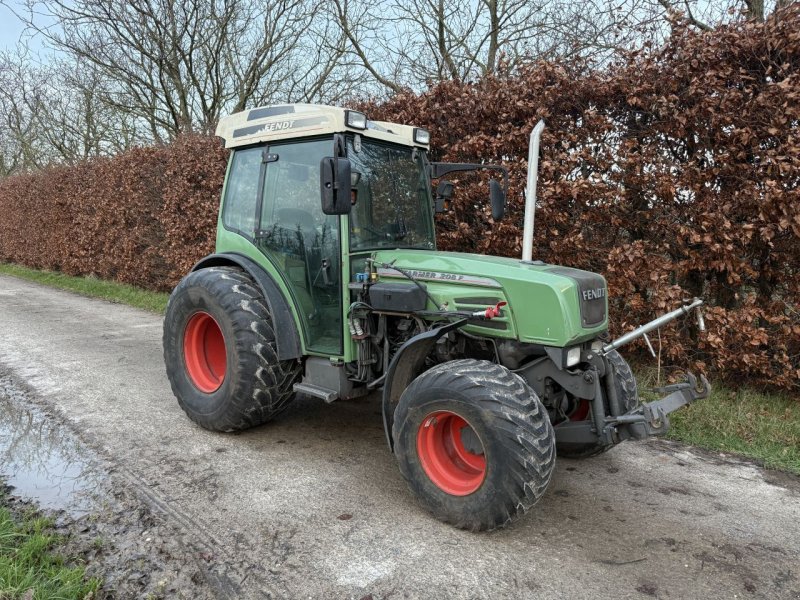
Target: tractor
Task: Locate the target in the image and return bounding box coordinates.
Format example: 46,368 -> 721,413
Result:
163,104 -> 709,531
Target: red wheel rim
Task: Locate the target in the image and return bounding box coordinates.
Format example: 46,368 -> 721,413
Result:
416,411 -> 486,496
570,399 -> 590,421
183,311 -> 227,393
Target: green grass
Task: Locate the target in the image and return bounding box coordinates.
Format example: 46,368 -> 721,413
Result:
0,263 -> 168,313
637,368 -> 800,475
0,499 -> 100,599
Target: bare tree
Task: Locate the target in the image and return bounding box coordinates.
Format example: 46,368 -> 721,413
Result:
0,46 -> 141,174
0,0 -> 793,171
639,0 -> 789,34
329,0 -> 554,89
330,0 -> 795,93
13,0 -> 347,139
328,0 -> 675,92
0,50 -> 50,174
34,58 -> 142,159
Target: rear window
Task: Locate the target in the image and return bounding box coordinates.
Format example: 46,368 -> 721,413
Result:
222,147 -> 262,234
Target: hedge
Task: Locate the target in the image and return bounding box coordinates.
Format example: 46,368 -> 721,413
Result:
1,6 -> 797,391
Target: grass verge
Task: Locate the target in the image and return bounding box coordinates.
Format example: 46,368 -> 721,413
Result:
1,262 -> 798,475
0,263 -> 168,313
0,490 -> 100,599
637,368 -> 800,475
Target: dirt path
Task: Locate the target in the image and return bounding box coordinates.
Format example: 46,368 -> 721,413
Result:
0,274 -> 799,599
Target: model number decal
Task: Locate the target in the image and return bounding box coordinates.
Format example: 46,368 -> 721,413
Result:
407,270 -> 463,281
376,268 -> 501,288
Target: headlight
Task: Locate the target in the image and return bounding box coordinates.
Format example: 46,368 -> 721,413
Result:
345,110 -> 367,130
413,127 -> 430,145
565,346 -> 581,367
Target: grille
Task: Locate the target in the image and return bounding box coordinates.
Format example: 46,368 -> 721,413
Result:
547,267 -> 607,328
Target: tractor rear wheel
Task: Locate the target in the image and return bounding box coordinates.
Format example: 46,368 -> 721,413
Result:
392,359 -> 556,531
163,266 -> 301,432
556,349 -> 638,459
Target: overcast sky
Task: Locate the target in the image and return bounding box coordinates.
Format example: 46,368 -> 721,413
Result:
0,0 -> 52,52
0,3 -> 25,49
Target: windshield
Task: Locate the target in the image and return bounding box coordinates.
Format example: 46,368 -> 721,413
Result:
348,137 -> 436,252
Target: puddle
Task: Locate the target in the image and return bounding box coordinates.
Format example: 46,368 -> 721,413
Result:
0,374 -> 224,598
0,375 -> 104,516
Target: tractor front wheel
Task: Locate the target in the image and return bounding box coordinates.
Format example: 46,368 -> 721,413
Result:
163,266 -> 301,432
392,359 -> 556,531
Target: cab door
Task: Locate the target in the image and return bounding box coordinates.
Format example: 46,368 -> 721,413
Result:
254,138 -> 343,355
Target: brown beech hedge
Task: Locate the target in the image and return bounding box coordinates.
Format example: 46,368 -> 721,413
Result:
0,135 -> 227,290
1,7 -> 798,391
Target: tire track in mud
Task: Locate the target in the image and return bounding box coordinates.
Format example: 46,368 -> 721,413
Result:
0,370 -> 282,599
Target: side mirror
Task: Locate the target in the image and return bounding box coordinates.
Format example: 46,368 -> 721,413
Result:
489,179 -> 505,221
320,157 -> 352,215
434,180 -> 454,213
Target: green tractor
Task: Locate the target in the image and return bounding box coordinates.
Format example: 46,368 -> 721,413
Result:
163,104 -> 709,531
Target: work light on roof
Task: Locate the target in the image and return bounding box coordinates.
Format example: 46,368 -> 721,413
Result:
345,110 -> 368,130
413,128 -> 430,145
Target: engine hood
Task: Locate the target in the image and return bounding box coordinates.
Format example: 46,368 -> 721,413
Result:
370,249 -> 608,346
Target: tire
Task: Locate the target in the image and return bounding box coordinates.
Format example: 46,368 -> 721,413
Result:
392,359 -> 556,531
556,349 -> 638,459
163,266 -> 301,432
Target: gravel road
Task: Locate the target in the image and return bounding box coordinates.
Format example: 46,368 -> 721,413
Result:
0,274 -> 799,599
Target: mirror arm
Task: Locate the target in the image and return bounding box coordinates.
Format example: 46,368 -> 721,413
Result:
431,162 -> 509,197
334,134 -> 347,158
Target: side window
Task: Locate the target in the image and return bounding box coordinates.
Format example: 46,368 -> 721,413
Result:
222,147 -> 262,234
260,140 -> 331,232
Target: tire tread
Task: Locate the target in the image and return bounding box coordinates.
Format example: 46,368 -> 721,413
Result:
393,359 -> 556,531
163,266 -> 301,432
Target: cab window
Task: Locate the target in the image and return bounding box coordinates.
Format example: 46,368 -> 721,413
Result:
221,147 -> 262,234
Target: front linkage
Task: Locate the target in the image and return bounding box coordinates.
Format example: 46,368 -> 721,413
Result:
604,298 -> 710,440
545,298 -> 710,450
618,372 -> 711,436
552,365 -> 710,450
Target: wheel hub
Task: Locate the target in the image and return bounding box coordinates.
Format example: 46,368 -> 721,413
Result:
183,311 -> 227,393
416,411 -> 486,496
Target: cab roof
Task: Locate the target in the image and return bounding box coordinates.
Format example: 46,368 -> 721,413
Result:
215,103 -> 429,150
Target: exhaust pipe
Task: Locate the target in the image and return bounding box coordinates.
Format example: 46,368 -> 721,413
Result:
522,120 -> 546,263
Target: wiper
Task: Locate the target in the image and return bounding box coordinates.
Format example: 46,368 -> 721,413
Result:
388,216 -> 408,241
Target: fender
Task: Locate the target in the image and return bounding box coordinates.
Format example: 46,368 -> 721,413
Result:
381,319 -> 466,451
192,252 -> 302,361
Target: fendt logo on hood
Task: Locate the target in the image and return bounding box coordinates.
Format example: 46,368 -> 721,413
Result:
582,288 -> 606,301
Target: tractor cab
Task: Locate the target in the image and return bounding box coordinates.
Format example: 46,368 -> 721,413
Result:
214,104 -> 440,356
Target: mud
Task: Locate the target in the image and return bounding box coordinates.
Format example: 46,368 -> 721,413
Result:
0,375 -> 220,599
1,274 -> 800,599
